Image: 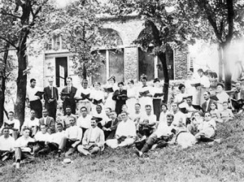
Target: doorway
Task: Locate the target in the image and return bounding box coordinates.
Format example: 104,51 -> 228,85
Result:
56,57 -> 68,87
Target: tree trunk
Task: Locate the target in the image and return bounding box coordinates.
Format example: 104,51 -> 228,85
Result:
82,62 -> 87,79
0,43 -> 10,125
14,37 -> 28,125
158,53 -> 169,104
222,42 -> 232,90
218,44 -> 223,82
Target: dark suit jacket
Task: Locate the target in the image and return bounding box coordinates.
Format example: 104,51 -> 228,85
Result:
201,99 -> 216,113
103,118 -> 119,140
39,116 -> 55,132
44,86 -> 59,107
61,86 -> 77,113
232,89 -> 244,100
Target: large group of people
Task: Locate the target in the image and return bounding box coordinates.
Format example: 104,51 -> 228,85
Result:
0,69 -> 243,169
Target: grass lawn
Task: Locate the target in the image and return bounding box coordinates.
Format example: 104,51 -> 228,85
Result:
1,116 -> 244,182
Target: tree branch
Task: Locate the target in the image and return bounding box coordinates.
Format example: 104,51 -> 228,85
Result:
0,36 -> 18,50
226,0 -> 234,42
0,9 -> 21,19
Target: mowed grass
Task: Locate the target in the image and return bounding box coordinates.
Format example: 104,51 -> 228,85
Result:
1,116 -> 244,182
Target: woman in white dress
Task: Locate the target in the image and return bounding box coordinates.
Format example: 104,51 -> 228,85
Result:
152,78 -> 164,121
90,82 -> 105,115
159,104 -> 170,124
138,75 -> 153,113
104,76 -> 118,111
126,80 -> 138,116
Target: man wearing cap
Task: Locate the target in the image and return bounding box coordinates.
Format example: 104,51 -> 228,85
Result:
197,69 -> 210,105
44,78 -> 59,121
112,82 -> 127,115
26,79 -> 43,119
77,118 -> 105,156
61,77 -> 77,115
75,79 -> 92,114
0,128 -> 15,161
106,111 -> 136,149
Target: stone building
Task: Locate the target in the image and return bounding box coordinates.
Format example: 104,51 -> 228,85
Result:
19,16 -> 189,88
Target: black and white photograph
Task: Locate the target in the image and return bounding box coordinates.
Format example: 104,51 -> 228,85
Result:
0,0 -> 244,181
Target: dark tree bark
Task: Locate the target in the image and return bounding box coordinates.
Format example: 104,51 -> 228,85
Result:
218,44 -> 223,82
222,43 -> 232,90
14,1 -> 31,124
0,43 -> 10,125
158,53 -> 169,103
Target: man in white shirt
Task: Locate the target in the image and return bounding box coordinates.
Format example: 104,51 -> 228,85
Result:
171,103 -> 186,129
0,111 -> 20,139
0,128 -> 15,161
38,123 -> 66,155
130,103 -> 141,124
61,106 -> 77,129
93,105 -> 109,127
14,128 -> 35,169
106,111 -> 137,149
77,107 -> 92,133
138,105 -> 157,137
21,110 -> 39,136
59,117 -> 83,157
33,124 -> 52,155
77,118 -> 105,156
75,79 -> 92,114
26,78 -> 43,118
135,114 -> 175,157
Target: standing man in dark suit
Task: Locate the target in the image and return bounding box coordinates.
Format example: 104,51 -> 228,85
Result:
112,82 -> 127,115
44,78 -> 59,121
201,91 -> 216,113
61,77 -> 77,115
39,109 -> 55,133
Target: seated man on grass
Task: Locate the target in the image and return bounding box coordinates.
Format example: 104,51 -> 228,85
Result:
77,118 -> 105,156
59,117 -> 83,157
33,124 -> 52,156
106,111 -> 136,149
135,114 -> 175,157
138,105 -> 157,138
102,111 -> 119,140
14,128 -> 35,169
0,128 -> 15,162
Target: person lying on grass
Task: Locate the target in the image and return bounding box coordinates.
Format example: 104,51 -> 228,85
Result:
106,111 -> 136,149
77,118 -> 105,156
220,102 -> 234,122
135,114 -> 175,157
0,128 -> 15,162
14,128 -> 35,169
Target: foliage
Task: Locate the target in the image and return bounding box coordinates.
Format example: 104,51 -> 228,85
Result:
48,0 -> 119,79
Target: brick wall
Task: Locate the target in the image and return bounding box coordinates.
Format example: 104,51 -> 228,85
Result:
174,48 -> 188,80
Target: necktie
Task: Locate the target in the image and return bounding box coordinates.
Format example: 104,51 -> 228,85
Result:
51,87 -> 53,98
